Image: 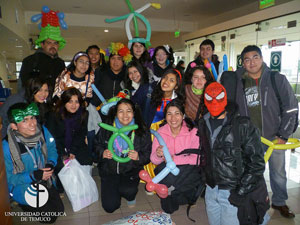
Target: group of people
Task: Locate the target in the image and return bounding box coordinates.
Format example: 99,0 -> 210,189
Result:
1,35 -> 298,225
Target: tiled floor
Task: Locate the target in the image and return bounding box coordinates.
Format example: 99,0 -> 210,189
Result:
10,149 -> 300,225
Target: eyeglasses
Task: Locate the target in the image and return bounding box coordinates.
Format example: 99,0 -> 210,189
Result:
45,41 -> 59,46
77,60 -> 90,66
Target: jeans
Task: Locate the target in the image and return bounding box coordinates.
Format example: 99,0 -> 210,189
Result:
205,185 -> 270,225
205,185 -> 239,225
266,146 -> 288,206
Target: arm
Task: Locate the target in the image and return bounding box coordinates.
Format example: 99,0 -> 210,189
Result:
20,57 -> 34,87
276,73 -> 298,140
236,118 -> 265,195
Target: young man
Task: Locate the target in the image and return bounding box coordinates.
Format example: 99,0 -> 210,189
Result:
185,39 -> 220,76
3,102 -> 64,223
198,82 -> 269,225
235,45 -> 298,218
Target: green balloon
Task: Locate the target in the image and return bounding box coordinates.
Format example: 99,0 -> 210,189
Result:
99,123 -> 138,163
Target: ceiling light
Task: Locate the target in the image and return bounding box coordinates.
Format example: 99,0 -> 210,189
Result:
104,29 -> 109,33
16,45 -> 23,48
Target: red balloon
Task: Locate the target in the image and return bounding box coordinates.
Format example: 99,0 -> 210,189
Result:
146,182 -> 155,192
156,184 -> 168,198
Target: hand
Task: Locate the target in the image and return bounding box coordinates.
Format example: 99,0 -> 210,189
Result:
103,149 -> 113,159
41,168 -> 53,181
156,145 -> 164,158
228,190 -> 245,207
276,137 -> 287,144
128,150 -> 139,161
69,153 -> 76,160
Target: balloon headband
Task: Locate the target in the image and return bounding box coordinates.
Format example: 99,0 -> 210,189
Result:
174,69 -> 182,83
31,6 -> 67,50
106,42 -> 132,65
74,52 -> 89,61
11,103 -> 39,124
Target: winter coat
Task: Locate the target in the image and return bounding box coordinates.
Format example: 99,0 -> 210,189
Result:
151,121 -> 200,165
198,104 -> 265,195
235,64 -> 298,140
45,110 -> 92,165
3,126 -> 58,205
20,50 -> 65,90
95,127 -> 152,177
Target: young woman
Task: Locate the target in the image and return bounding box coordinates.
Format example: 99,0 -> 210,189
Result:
53,51 -> 94,102
132,69 -> 183,129
130,41 -> 153,70
46,87 -> 92,166
184,65 -> 213,123
94,99 -> 151,213
151,45 -> 174,83
150,99 -> 202,214
123,61 -> 149,96
86,45 -> 107,72
0,77 -> 51,138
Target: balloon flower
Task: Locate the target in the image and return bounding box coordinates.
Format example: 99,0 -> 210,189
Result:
139,130 -> 180,198
105,1 -> 161,48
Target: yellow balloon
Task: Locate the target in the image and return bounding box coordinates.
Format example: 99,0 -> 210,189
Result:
261,137 -> 300,163
151,3 -> 161,9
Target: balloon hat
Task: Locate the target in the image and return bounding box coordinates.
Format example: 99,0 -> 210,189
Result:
105,1 -> 161,48
106,42 -> 133,65
31,5 -> 68,50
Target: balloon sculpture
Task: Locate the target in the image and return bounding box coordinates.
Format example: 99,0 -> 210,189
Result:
105,1 -> 161,48
99,123 -> 138,163
139,130 -> 180,198
31,5 -> 67,50
204,59 -> 218,81
262,137 -> 300,163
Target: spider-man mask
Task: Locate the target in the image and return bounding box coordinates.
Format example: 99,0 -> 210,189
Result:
204,82 -> 227,117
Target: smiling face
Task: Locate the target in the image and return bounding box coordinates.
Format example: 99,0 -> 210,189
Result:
132,42 -> 145,59
192,69 -> 207,90
116,103 -> 134,126
161,73 -> 178,94
41,38 -> 59,57
34,84 -> 49,103
200,44 -> 213,61
87,48 -> 100,65
65,95 -> 80,114
155,49 -> 168,67
128,66 -> 142,84
74,56 -> 90,75
110,55 -> 124,74
166,106 -> 183,131
12,116 -> 37,137
242,51 -> 264,78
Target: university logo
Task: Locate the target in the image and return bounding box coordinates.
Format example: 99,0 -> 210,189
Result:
25,183 -> 49,208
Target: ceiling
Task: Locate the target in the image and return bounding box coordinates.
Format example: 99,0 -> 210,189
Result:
0,0 -> 294,61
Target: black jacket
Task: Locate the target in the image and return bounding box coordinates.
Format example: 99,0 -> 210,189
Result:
198,104 -> 265,196
91,67 -> 126,107
45,110 -> 92,165
95,127 -> 152,177
20,50 -> 65,90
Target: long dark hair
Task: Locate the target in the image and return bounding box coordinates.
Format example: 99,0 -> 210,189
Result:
124,61 -> 149,90
160,98 -> 194,131
130,42 -> 151,65
152,45 -> 174,66
151,69 -> 183,108
55,87 -> 87,122
86,45 -> 107,68
25,77 -> 51,103
67,51 -> 92,75
107,98 -> 147,136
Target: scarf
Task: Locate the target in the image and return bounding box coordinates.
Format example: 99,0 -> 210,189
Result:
64,107 -> 82,152
192,85 -> 203,95
7,124 -> 48,174
113,117 -> 135,157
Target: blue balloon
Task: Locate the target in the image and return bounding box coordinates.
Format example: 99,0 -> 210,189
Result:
42,6 -> 50,13
209,61 -> 218,81
31,14 -> 42,23
150,129 -> 180,184
91,84 -> 107,104
57,12 -> 65,19
38,22 -> 41,30
223,54 -> 228,72
218,61 -> 224,76
60,20 -> 68,30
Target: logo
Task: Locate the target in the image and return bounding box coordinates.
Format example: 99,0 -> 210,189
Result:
25,183 -> 49,208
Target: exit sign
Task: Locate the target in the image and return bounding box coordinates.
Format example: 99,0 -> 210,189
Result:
259,0 -> 275,9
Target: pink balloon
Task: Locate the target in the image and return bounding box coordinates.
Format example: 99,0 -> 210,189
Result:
139,170 -> 151,182
146,182 -> 156,192
190,62 -> 196,68
156,184 -> 168,198
205,63 -> 211,69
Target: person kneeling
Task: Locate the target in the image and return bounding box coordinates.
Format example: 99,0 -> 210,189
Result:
3,103 -> 64,224
150,99 -> 203,215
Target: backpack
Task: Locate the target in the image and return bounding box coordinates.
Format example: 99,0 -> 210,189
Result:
270,71 -> 299,133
